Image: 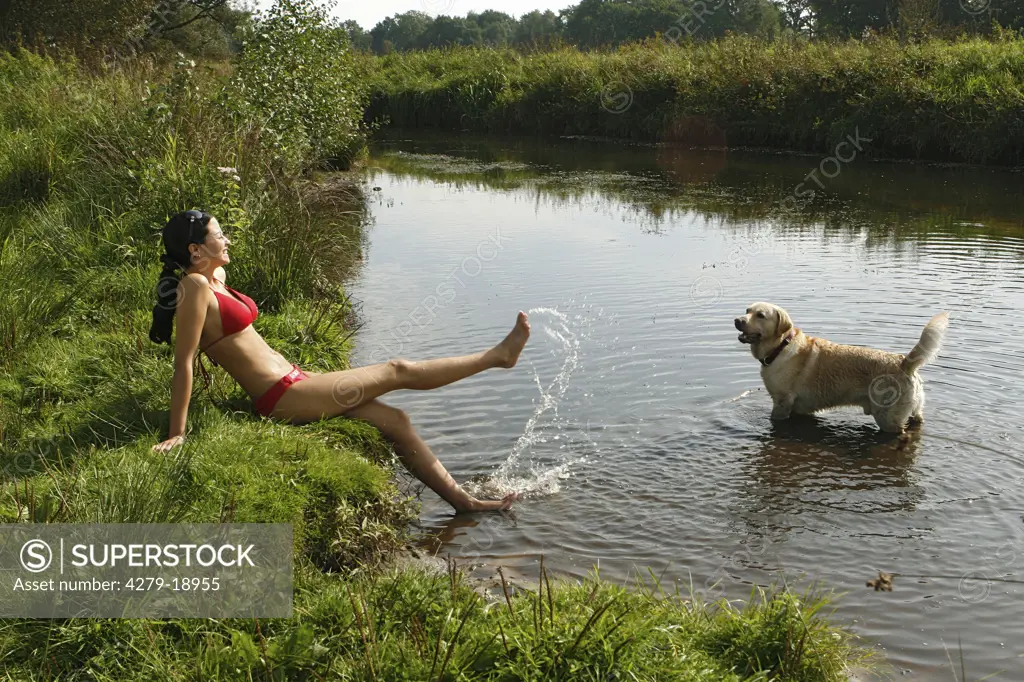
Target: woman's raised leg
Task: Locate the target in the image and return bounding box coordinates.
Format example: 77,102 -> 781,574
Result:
345,399 -> 517,512
272,312 -> 530,423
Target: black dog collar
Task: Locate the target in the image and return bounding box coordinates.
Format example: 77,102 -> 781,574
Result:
761,330 -> 795,366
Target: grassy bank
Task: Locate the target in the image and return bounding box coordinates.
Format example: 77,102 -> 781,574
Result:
0,47 -> 870,681
0,47 -> 404,552
1,565 -> 869,680
366,35 -> 1024,166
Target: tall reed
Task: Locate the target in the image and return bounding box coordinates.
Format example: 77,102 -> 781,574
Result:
366,35 -> 1024,166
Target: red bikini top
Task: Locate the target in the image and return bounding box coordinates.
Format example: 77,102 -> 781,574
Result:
202,278 -> 258,353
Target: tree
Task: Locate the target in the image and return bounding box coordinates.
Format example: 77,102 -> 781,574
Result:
937,0 -> 1024,32
150,1 -> 232,38
146,2 -> 252,59
731,0 -> 785,37
897,0 -> 940,39
370,11 -> 431,53
417,15 -> 482,48
994,0 -> 1024,27
340,19 -> 372,52
562,0 -> 682,48
513,10 -> 564,48
561,0 -> 782,47
1,0 -> 156,55
1,0 -> 250,60
808,0 -> 897,37
776,0 -> 815,33
474,10 -> 516,46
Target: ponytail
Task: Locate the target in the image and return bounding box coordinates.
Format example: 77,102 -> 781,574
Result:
149,255 -> 185,344
149,210 -> 212,345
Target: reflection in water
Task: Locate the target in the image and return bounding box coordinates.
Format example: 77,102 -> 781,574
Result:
372,130 -> 1024,237
654,144 -> 730,184
416,510 -> 520,562
741,417 -> 925,544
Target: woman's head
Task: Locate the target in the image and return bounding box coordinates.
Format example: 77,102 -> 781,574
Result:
149,210 -> 231,344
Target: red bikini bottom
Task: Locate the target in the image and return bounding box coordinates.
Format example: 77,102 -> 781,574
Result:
253,365 -> 308,417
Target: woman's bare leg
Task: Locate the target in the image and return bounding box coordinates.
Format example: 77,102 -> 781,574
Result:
346,399 -> 517,512
272,312 -> 531,423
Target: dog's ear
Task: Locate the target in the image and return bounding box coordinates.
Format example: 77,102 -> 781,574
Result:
776,308 -> 793,336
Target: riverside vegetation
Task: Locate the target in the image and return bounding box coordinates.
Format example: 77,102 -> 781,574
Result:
366,33 -> 1024,166
6,1 -> 979,679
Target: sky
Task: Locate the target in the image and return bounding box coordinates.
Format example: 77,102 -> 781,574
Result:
251,1 -> 570,30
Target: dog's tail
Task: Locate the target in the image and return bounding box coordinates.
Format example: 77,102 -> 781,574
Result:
901,312 -> 949,374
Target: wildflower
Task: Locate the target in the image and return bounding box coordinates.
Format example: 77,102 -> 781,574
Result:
217,167 -> 241,182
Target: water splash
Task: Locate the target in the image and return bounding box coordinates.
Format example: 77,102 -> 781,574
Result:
465,459 -> 581,499
465,306 -> 596,498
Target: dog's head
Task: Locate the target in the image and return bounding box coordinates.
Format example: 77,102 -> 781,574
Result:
735,302 -> 793,347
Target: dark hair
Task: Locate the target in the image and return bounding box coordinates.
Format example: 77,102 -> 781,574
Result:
149,210 -> 213,344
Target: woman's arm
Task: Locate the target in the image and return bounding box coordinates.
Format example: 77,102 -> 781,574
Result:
153,274 -> 210,452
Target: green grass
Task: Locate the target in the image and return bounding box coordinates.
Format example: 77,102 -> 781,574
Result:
365,34 -> 1024,165
0,564 -> 871,681
0,48 -> 407,563
0,49 -> 870,681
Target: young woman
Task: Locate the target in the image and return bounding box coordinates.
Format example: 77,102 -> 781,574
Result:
150,210 -> 528,512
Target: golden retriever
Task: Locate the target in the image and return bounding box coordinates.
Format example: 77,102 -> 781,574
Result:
734,302 -> 949,433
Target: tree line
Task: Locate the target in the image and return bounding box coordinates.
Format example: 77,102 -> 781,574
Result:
3,0 -> 1024,62
349,2 -> 779,53
354,0 -> 1024,53
0,0 -> 251,61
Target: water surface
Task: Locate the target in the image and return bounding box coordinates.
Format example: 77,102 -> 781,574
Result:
345,133 -> 1024,680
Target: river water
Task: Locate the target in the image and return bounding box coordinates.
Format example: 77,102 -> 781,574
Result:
344,133 -> 1024,680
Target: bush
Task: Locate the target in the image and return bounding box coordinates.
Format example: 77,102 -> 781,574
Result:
223,0 -> 368,174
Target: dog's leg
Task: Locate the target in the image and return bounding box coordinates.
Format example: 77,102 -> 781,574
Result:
874,412 -> 908,434
770,395 -> 795,421
874,412 -> 914,450
908,385 -> 925,429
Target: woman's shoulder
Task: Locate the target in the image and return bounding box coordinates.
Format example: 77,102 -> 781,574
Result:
181,272 -> 212,287
178,273 -> 214,302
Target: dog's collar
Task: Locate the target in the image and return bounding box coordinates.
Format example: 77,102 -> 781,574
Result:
761,330 -> 795,366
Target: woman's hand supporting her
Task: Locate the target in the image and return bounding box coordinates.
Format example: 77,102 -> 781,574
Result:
152,273 -> 209,453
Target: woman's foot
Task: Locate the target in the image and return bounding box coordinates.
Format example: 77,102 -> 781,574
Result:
492,312 -> 531,369
460,491 -> 519,513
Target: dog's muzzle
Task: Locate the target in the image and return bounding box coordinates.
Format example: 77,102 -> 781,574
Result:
735,318 -> 757,344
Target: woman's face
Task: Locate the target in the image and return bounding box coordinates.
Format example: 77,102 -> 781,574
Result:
189,217 -> 231,269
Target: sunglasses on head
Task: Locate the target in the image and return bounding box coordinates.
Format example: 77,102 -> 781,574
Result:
185,209 -> 210,243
